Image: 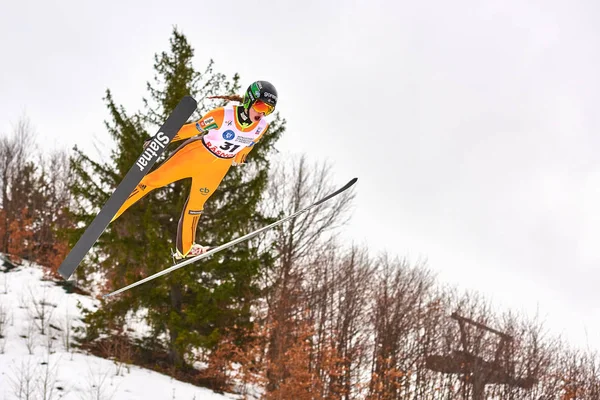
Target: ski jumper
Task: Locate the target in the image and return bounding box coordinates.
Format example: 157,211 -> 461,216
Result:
111,105 -> 269,256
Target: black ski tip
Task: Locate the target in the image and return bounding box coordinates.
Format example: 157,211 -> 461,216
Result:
58,260 -> 75,280
338,177 -> 358,192
314,177 -> 359,206
180,95 -> 198,109
57,269 -> 70,281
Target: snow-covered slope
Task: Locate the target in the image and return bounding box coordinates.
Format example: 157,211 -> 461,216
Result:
0,255 -> 235,400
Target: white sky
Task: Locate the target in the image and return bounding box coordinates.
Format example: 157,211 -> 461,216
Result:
2,0 -> 600,350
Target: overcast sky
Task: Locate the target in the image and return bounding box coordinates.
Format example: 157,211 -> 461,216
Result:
2,0 -> 600,350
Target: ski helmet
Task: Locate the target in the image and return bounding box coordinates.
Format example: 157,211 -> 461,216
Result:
243,81 -> 278,115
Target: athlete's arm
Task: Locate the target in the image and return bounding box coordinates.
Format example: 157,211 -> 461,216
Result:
172,108 -> 225,142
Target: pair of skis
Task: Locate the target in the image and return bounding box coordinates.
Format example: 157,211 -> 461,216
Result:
57,96 -> 358,298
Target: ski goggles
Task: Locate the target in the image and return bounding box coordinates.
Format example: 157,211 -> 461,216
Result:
252,100 -> 275,115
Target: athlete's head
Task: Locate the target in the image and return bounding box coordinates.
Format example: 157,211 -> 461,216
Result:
208,80 -> 278,122
243,81 -> 278,121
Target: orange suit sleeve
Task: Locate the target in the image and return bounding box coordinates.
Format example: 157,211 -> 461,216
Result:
172,108 -> 225,142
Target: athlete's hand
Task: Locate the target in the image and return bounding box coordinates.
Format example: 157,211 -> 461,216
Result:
232,153 -> 247,167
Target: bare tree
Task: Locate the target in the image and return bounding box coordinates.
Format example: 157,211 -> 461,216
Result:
2,271 -> 8,294
541,344 -> 600,400
31,148 -> 73,272
264,154 -> 355,267
28,285 -> 57,336
24,318 -> 38,355
10,357 -> 38,400
0,301 -> 8,353
304,243 -> 374,399
261,154 -> 356,395
0,116 -> 73,269
38,356 -> 60,400
61,304 -> 73,352
367,254 -> 436,399
84,362 -> 118,400
0,116 -> 36,254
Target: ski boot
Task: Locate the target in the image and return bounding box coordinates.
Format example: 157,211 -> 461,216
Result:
171,244 -> 210,264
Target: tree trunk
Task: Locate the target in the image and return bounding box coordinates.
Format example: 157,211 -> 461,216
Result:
169,282 -> 184,367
